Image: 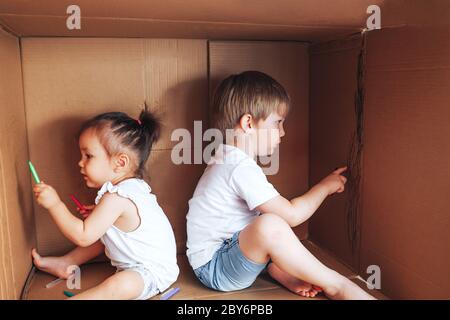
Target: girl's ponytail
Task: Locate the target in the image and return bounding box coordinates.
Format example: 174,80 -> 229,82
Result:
138,102 -> 161,149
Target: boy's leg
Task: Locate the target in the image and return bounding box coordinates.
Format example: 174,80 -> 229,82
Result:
32,240 -> 105,279
239,214 -> 375,300
69,270 -> 144,300
267,263 -> 322,297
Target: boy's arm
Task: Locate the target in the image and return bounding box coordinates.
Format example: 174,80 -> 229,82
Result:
34,183 -> 125,247
256,167 -> 348,227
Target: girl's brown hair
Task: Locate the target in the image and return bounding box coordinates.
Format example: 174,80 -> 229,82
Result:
79,103 -> 160,179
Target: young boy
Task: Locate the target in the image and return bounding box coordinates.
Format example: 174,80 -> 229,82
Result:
186,71 -> 375,300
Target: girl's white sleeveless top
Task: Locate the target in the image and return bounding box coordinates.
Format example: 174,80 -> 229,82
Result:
95,178 -> 179,292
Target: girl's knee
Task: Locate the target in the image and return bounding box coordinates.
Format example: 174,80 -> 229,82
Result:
101,275 -> 121,293
102,272 -> 143,298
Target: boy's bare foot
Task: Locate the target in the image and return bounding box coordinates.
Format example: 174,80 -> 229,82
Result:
267,263 -> 323,298
291,278 -> 322,298
31,248 -> 74,279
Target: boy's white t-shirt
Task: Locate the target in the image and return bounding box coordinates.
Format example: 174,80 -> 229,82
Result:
186,144 -> 280,270
95,178 -> 179,292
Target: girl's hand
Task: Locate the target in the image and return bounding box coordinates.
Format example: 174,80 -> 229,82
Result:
319,166 -> 348,195
33,181 -> 62,210
77,205 -> 95,219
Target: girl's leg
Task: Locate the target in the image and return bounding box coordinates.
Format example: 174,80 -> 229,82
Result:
31,240 -> 105,279
69,270 -> 144,300
239,214 -> 375,300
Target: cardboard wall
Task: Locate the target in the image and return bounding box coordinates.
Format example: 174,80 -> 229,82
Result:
0,29 -> 35,299
360,26 -> 450,299
309,26 -> 450,299
209,41 -> 310,239
21,38 -> 311,256
308,36 -> 362,271
21,38 -> 208,255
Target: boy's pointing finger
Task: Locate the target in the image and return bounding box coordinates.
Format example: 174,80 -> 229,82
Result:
333,166 -> 348,174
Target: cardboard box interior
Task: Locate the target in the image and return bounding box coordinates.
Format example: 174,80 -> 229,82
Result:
0,1 -> 448,300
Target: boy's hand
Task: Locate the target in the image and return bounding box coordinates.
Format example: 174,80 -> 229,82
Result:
33,181 -> 62,210
319,166 -> 348,196
77,205 -> 95,219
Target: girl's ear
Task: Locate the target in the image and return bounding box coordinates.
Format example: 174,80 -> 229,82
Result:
239,113 -> 253,133
114,153 -> 130,172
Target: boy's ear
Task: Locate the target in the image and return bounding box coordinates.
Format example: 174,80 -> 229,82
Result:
239,113 -> 253,132
114,153 -> 130,172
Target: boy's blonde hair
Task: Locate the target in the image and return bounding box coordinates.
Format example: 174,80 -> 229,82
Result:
211,71 -> 290,135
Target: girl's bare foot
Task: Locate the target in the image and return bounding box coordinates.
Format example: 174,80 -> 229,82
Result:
267,263 -> 323,298
31,248 -> 74,279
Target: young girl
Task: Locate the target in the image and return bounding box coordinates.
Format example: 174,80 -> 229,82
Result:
31,107 -> 179,300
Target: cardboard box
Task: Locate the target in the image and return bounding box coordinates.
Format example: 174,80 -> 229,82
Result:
0,1 -> 448,300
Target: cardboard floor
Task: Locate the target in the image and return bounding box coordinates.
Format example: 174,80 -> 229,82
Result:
22,240 -> 387,300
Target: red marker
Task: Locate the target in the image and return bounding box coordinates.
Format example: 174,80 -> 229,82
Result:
69,194 -> 85,210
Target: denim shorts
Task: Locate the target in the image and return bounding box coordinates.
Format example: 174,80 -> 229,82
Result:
193,231 -> 268,292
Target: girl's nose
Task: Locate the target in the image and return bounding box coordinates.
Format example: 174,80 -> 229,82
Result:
78,160 -> 83,167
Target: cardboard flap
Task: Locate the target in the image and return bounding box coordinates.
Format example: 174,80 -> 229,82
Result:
2,1 -> 448,40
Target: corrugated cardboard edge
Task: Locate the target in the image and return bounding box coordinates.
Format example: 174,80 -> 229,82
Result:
0,27 -> 36,299
19,266 -> 36,300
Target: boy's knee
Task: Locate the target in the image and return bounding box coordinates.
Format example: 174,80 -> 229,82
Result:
253,214 -> 289,241
266,262 -> 278,276
257,213 -> 288,227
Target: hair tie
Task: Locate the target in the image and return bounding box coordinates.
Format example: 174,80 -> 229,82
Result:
136,119 -> 142,125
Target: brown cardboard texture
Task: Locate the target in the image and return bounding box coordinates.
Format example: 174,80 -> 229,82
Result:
359,26 -> 450,299
0,1 -> 449,300
0,28 -> 36,300
309,37 -> 363,271
0,0 -> 449,39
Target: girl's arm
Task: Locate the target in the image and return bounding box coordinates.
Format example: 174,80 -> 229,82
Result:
34,183 -> 125,247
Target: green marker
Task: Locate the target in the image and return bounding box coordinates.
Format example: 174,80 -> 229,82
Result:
28,161 -> 41,184
63,290 -> 75,297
